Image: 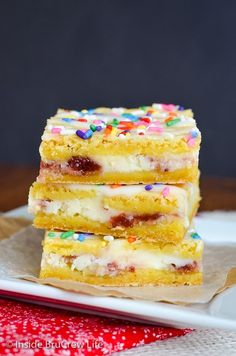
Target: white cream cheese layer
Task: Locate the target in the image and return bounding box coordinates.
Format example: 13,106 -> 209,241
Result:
29,182 -> 200,225
94,154 -> 156,172
42,243 -> 197,276
92,152 -> 198,173
49,198 -> 117,222
29,198 -> 176,223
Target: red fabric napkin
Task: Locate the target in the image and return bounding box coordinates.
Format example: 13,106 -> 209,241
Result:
0,298 -> 192,355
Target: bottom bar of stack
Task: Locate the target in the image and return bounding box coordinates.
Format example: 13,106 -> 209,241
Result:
40,228 -> 203,286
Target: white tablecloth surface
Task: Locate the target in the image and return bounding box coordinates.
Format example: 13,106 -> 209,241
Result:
116,329 -> 236,355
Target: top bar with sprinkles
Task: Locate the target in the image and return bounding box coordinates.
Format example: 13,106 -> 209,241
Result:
38,103 -> 201,184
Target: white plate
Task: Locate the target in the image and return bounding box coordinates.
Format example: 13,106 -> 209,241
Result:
1,206 -> 236,330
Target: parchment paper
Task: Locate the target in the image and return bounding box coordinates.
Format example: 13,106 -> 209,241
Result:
0,218 -> 236,304
0,216 -> 30,240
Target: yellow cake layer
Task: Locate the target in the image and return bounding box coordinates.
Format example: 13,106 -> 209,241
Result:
43,232 -> 203,259
31,183 -> 97,201
40,266 -> 202,286
34,213 -> 194,242
30,181 -> 200,215
38,166 -> 199,184
40,135 -> 201,159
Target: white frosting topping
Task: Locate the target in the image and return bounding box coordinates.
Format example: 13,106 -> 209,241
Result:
41,104 -> 200,143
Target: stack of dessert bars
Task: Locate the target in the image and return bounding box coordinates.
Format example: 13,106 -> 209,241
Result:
29,103 -> 203,286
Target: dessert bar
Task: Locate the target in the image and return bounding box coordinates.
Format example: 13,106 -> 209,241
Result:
29,181 -> 200,242
40,228 -> 203,286
38,104 -> 201,184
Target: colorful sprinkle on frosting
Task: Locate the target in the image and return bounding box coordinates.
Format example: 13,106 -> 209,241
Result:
166,118 -> 181,127
78,234 -> 86,242
128,236 -> 137,243
48,232 -> 56,237
90,124 -> 97,132
60,231 -> 75,239
185,130 -> 198,147
46,104 -> 199,144
145,184 -> 153,191
110,184 -> 122,189
162,187 -> 170,198
62,118 -> 73,123
76,129 -> 86,139
51,127 -> 62,134
191,232 -> 201,239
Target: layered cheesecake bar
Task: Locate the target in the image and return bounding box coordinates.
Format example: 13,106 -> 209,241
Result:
29,181 -> 200,242
40,228 -> 203,286
38,104 -> 201,184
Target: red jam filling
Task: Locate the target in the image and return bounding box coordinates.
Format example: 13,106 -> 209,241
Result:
171,261 -> 198,273
68,156 -> 101,175
40,156 -> 101,176
110,213 -> 162,228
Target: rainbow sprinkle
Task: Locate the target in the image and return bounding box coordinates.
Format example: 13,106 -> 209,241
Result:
166,118 -> 181,127
162,187 -> 170,197
48,232 -> 56,238
90,124 -> 97,132
145,184 -> 153,191
76,130 -> 85,139
191,232 -> 201,239
187,138 -> 196,147
51,127 -> 62,134
62,118 -> 73,123
78,234 -> 86,242
61,231 -> 75,239
128,236 -> 136,243
185,130 -> 199,147
110,184 -> 122,189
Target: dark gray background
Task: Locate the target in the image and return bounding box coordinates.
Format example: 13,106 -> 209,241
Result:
0,0 -> 235,177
